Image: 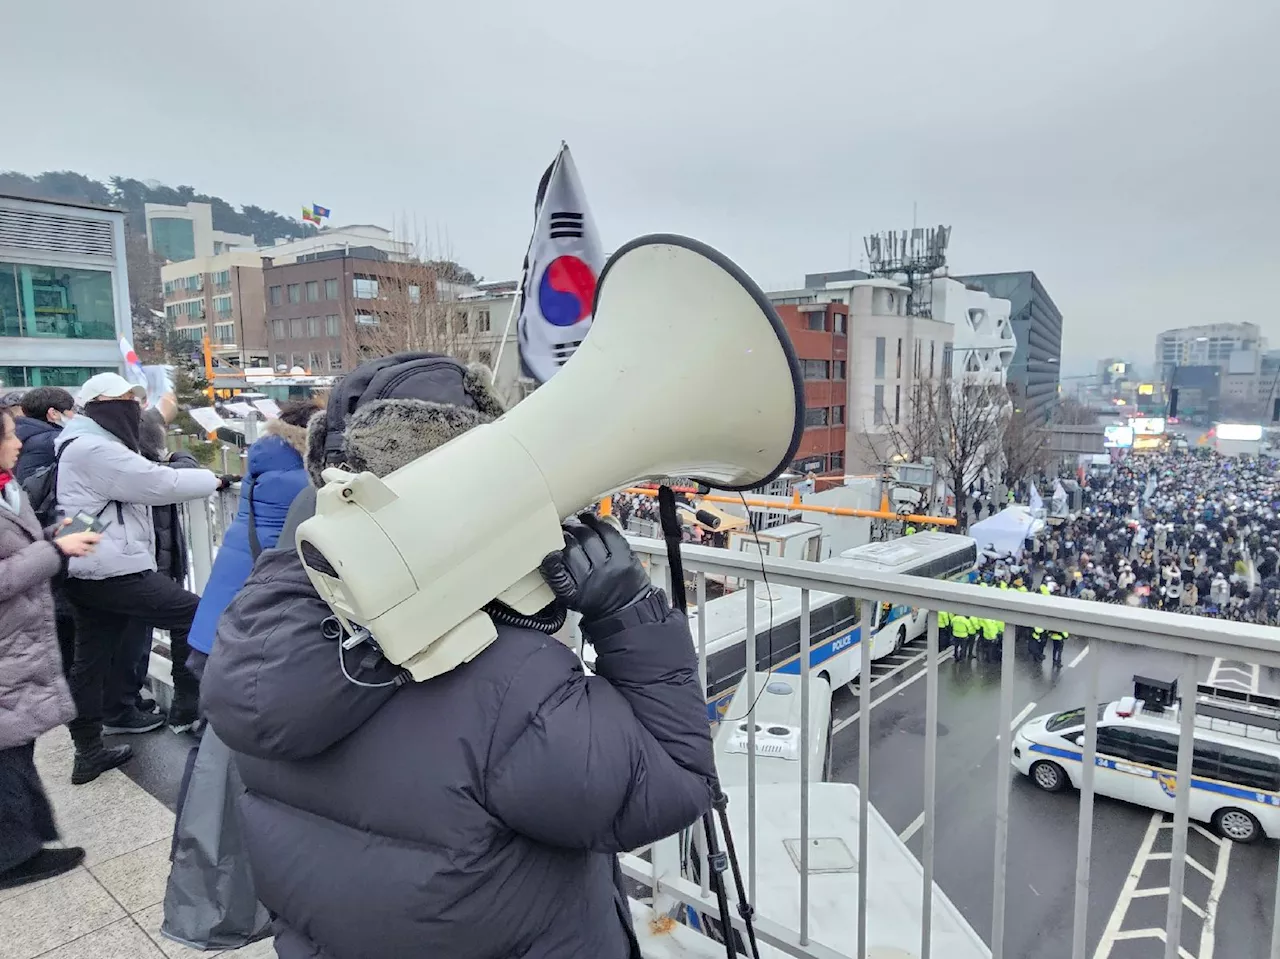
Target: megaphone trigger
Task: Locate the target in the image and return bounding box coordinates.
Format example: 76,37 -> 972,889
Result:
295,233 -> 804,682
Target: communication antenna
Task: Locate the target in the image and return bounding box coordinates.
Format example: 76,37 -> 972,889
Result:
862,224 -> 951,318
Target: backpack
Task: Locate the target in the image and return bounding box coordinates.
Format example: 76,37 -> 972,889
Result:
20,437 -> 78,527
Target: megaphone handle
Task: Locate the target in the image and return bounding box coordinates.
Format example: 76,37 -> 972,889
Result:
656,486 -> 688,614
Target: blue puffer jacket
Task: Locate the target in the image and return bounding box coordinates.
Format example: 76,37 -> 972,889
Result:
188,419 -> 309,655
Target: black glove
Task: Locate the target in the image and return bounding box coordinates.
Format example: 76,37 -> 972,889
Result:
217,474 -> 241,491
540,513 -> 652,622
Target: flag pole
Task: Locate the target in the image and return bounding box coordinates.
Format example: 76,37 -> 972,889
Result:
491,287 -> 522,386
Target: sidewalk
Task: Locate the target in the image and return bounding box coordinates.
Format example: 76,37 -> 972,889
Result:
0,734 -> 273,959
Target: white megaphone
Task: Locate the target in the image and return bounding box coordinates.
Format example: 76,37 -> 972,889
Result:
295,234 -> 804,681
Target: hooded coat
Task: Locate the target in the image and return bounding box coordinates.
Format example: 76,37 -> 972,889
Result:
0,482 -> 75,749
188,419 -> 309,656
203,538 -> 715,959
201,369 -> 718,959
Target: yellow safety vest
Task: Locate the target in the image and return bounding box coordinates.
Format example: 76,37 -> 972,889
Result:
951,616 -> 970,638
937,610 -> 951,628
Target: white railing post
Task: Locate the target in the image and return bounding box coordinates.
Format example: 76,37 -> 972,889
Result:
1165,653 -> 1200,959
799,589 -> 811,947
992,621 -> 1016,959
857,600 -> 872,959
745,579 -> 758,905
1072,644 -> 1100,959
921,610 -> 939,959
185,497 -> 216,594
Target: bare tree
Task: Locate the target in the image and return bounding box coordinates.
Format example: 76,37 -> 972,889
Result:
855,377 -> 941,468
1052,396 -> 1096,426
855,377 -> 1007,529
1001,384 -> 1049,486
123,224 -> 169,362
927,380 -> 1007,529
341,223 -> 488,368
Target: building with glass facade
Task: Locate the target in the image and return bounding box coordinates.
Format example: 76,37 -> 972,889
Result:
144,202 -> 255,263
0,194 -> 131,390
953,271 -> 1063,422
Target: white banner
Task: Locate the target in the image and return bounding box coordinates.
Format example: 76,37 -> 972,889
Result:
188,407 -> 225,435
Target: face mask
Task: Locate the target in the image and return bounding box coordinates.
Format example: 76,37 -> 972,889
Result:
84,400 -> 142,452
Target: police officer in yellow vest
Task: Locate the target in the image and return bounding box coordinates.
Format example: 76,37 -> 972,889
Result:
937,609 -> 952,652
981,614 -> 1002,663
951,613 -> 972,663
1049,628 -> 1069,668
1030,625 -> 1046,662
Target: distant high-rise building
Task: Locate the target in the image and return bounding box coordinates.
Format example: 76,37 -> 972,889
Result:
1154,323 -> 1262,378
145,202 -> 255,262
952,272 -> 1063,421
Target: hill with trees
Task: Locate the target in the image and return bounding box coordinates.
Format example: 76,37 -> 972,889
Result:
0,170 -> 314,245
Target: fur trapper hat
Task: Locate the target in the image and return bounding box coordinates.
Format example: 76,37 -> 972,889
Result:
305,354 -> 504,486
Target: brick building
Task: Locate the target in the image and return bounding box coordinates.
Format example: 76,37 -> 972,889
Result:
261,246 -> 435,373
773,301 -> 848,476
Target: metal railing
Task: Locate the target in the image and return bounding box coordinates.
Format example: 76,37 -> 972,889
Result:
169,492 -> 1280,959
619,540 -> 1280,959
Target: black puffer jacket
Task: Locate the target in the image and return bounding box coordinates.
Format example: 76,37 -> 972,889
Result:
13,416 -> 59,484
149,449 -> 200,583
202,535 -> 716,958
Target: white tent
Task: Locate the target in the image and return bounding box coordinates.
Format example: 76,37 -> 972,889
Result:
971,506 -> 1041,559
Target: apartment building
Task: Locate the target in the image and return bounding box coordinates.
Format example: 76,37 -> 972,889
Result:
772,301 -> 849,475
261,246 -> 435,374
0,193 -> 131,389
160,251 -> 268,368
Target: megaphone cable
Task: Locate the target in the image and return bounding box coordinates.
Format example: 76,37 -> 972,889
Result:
656,487 -> 761,959
719,491 -> 779,724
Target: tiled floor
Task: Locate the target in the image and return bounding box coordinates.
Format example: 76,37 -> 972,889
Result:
2,735 -> 274,959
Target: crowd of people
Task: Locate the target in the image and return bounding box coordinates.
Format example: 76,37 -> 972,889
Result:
0,376 -> 320,892
976,447 -> 1280,626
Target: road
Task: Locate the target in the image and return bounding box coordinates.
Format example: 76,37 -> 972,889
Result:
826,635 -> 1280,958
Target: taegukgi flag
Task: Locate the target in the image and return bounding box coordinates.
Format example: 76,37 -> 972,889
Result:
516,143 -> 605,384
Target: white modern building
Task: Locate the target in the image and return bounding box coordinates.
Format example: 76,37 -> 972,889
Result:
930,277 -> 1015,386
145,202 -> 255,262
831,279 -> 954,475
0,193 -> 132,389
259,225 -> 413,265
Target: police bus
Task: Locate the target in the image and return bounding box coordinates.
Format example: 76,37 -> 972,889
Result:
671,673 -> 990,958
1012,677 -> 1280,843
693,531 -> 978,717
827,531 -> 979,661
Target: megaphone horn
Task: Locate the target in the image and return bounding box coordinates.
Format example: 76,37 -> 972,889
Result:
296,234 -> 804,681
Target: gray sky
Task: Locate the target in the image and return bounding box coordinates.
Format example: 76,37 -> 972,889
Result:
10,1 -> 1279,376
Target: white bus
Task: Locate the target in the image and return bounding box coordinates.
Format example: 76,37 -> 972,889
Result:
828,532 -> 979,662
1013,677 -> 1280,843
693,531 -> 977,717
693,582 -> 859,719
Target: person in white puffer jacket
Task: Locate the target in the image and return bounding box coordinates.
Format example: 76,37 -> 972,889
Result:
54,374 -> 230,785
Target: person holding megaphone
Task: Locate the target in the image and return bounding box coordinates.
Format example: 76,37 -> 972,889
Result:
200,353 -> 718,959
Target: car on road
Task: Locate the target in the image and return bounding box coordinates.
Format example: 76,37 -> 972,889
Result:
1011,679 -> 1280,843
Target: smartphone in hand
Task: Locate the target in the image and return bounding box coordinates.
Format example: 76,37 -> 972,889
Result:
56,512 -> 111,538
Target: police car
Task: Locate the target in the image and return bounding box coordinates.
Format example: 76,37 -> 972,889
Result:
1011,676 -> 1280,843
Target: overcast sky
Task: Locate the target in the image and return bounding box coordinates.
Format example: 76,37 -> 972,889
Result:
10,1 -> 1279,376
